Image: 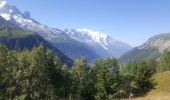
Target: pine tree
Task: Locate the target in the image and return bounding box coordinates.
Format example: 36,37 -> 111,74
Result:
70,58 -> 94,100
92,57 -> 120,100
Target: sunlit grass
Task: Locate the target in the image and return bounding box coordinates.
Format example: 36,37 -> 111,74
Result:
129,71 -> 170,100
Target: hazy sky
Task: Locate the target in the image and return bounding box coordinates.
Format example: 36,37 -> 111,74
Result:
8,0 -> 170,46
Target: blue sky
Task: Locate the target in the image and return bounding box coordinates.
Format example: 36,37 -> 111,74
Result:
8,0 -> 170,46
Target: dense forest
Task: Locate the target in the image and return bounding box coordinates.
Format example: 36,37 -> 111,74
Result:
0,44 -> 170,100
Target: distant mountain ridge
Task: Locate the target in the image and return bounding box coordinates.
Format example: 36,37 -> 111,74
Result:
120,33 -> 170,62
65,28 -> 132,57
0,0 -> 132,62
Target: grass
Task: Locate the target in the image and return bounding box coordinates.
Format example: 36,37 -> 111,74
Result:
130,71 -> 170,100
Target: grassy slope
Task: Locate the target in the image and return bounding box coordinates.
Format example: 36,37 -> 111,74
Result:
132,71 -> 170,100
0,25 -> 34,38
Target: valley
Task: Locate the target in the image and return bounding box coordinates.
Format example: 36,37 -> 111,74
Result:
0,0 -> 169,100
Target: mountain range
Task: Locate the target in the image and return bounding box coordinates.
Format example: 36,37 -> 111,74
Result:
0,0 -> 132,63
2,0 -> 170,64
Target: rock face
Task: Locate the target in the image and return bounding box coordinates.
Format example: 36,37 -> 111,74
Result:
120,33 -> 170,62
139,33 -> 170,52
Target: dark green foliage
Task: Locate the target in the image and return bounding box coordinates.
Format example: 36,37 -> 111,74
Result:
91,58 -> 119,100
0,44 -> 162,100
120,60 -> 156,97
0,45 -> 72,99
70,58 -> 95,100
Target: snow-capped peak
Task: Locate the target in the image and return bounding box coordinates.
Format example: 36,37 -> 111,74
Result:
65,28 -> 132,57
65,28 -> 112,45
65,28 -> 118,50
0,0 -> 11,20
0,0 -> 68,42
76,28 -> 108,41
0,0 -> 7,8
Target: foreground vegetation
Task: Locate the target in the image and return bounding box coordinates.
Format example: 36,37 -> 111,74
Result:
0,44 -> 170,100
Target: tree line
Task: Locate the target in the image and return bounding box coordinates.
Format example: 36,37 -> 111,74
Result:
0,44 -> 169,100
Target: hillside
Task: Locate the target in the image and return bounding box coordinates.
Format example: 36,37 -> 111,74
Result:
120,33 -> 170,62
120,47 -> 160,62
132,71 -> 170,100
0,17 -> 73,66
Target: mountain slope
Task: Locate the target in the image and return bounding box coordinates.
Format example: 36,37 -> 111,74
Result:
65,28 -> 132,58
120,33 -> 170,62
0,16 -> 73,66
